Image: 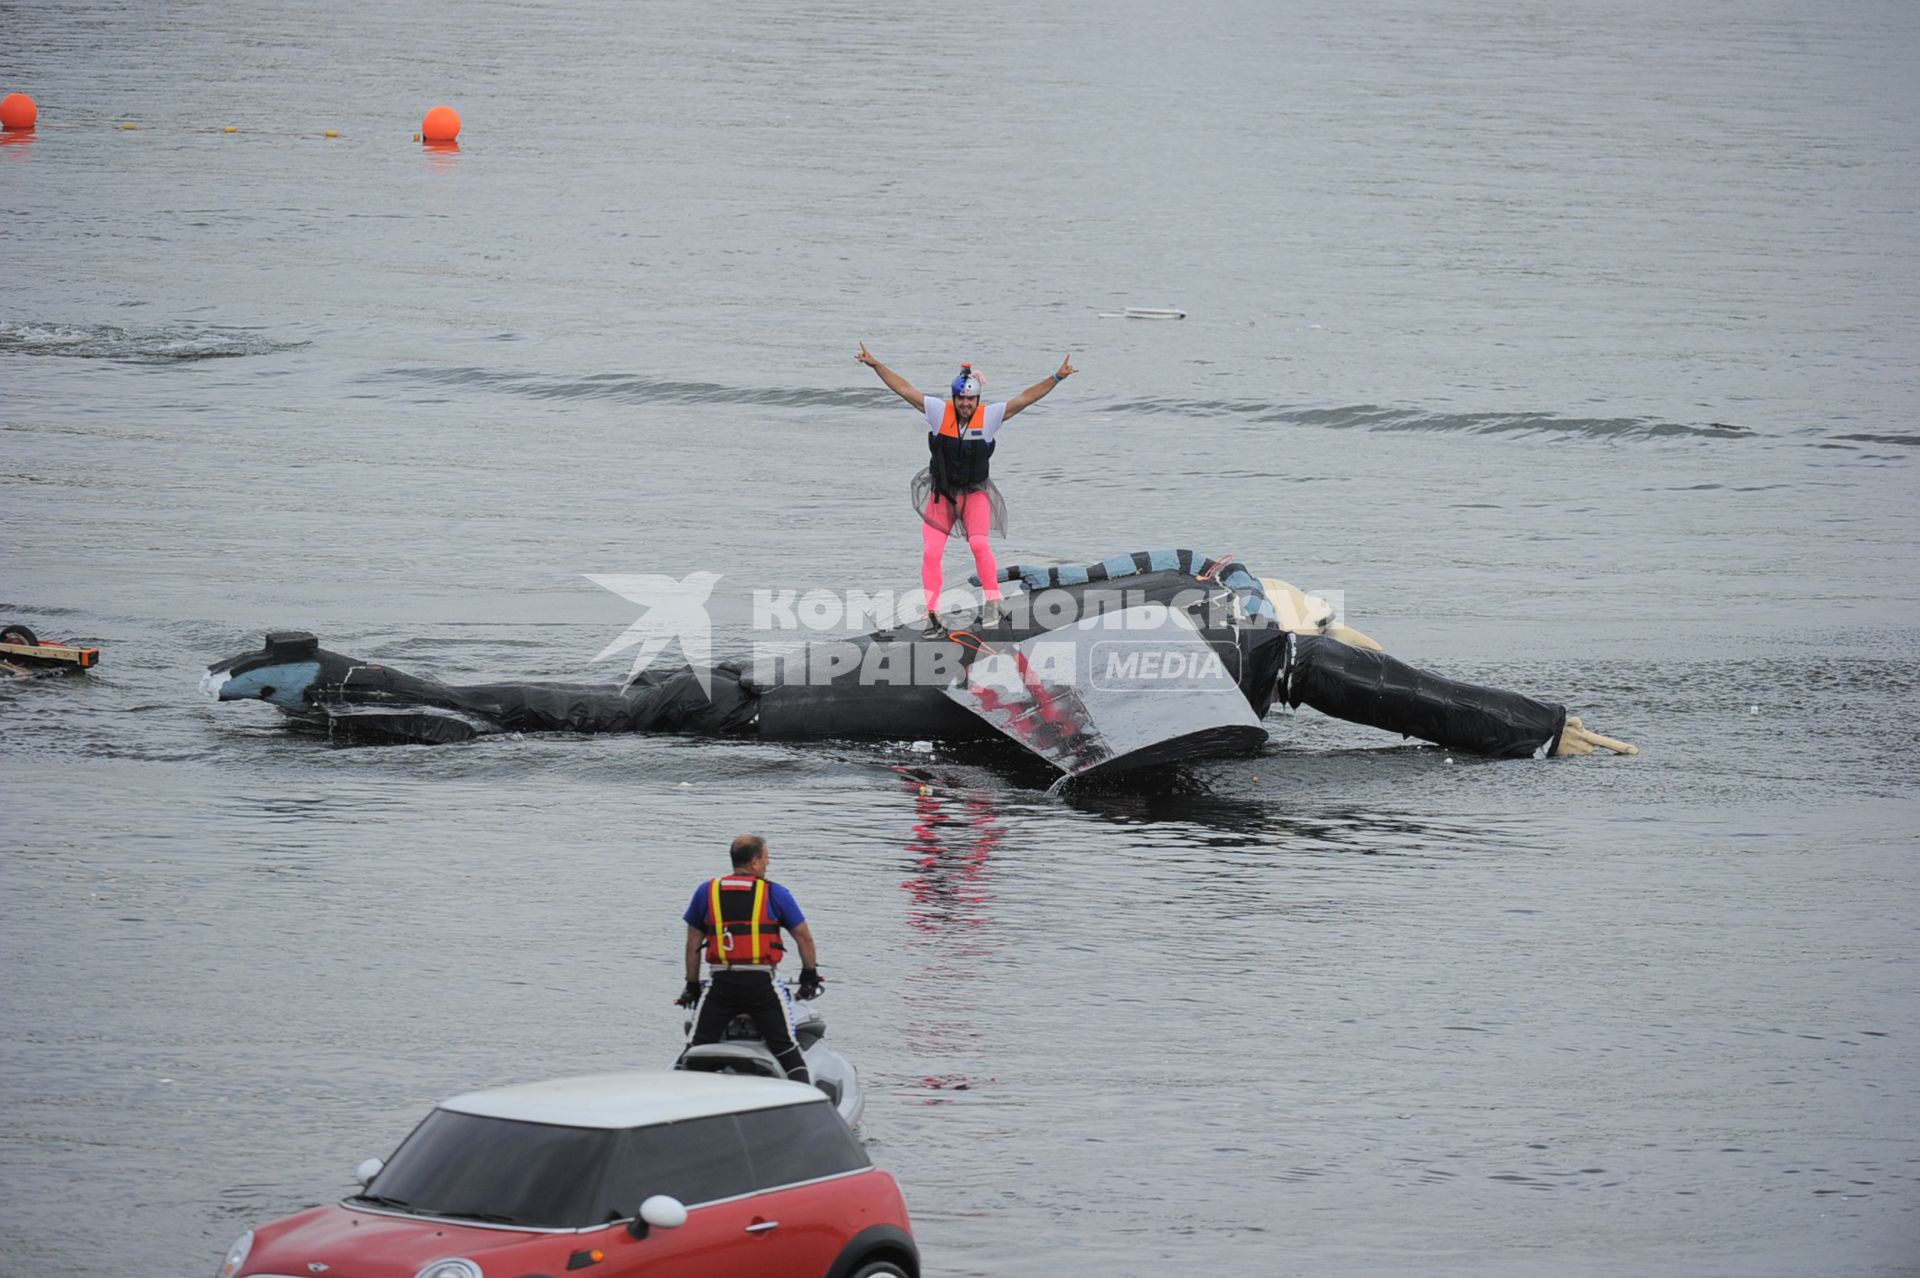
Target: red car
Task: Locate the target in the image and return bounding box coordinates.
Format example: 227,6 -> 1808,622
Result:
217,1070 -> 917,1278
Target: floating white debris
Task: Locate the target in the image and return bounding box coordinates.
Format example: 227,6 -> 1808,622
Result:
910,740 -> 933,753
675,781 -> 693,789
1748,705 -> 1759,715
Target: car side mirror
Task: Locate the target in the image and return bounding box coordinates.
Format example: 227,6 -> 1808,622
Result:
355,1157 -> 384,1188
628,1194 -> 688,1239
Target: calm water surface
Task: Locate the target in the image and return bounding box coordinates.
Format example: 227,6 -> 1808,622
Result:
3,2 -> 1918,1275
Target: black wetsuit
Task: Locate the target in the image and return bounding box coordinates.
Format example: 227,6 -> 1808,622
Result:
686,969 -> 809,1083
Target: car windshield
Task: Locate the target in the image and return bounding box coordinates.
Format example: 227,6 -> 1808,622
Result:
361,1109 -> 620,1229
360,1099 -> 870,1230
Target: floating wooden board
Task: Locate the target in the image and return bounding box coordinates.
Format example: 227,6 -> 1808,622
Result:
0,639 -> 100,668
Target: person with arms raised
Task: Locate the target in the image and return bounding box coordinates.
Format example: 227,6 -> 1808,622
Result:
858,343 -> 1077,636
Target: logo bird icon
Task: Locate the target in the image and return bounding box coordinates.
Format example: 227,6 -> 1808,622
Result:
585,571 -> 724,693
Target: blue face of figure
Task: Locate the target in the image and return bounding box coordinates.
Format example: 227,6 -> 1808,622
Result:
201,659 -> 322,710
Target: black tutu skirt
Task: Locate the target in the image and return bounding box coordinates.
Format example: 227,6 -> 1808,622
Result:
910,468 -> 1008,537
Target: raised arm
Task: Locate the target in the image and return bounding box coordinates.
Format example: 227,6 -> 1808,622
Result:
856,342 -> 928,410
1004,354 -> 1077,419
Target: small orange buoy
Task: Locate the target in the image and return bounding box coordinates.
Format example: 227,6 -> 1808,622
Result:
120,121 -> 139,131
324,129 -> 340,138
0,92 -> 36,131
421,105 -> 460,143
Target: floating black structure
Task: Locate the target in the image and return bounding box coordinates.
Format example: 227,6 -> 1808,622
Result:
203,550 -> 1634,776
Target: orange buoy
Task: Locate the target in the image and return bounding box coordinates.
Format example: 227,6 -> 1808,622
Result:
0,92 -> 37,131
421,105 -> 461,143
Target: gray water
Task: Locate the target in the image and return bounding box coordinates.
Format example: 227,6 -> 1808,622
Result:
4,1 -> 1919,1274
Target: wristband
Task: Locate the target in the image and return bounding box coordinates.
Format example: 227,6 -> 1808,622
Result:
1053,372 -> 1066,383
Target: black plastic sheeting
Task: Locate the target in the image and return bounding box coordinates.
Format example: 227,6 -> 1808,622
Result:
1280,634 -> 1566,758
408,665 -> 759,737
207,631 -> 758,745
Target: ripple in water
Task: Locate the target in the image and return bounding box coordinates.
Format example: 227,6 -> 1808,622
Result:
0,320 -> 307,363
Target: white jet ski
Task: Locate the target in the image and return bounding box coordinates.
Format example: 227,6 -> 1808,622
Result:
678,985 -> 865,1129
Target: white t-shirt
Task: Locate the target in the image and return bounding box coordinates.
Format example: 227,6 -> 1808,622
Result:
922,395 -> 1008,443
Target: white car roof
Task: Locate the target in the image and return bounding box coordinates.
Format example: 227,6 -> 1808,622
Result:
438,1070 -> 822,1130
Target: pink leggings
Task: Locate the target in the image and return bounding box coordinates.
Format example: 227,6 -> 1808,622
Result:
922,492 -> 1000,608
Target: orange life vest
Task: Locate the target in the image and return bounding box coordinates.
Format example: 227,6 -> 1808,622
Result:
928,400 -> 995,498
702,875 -> 787,967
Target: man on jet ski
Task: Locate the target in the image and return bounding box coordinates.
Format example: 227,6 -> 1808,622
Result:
676,834 -> 824,1084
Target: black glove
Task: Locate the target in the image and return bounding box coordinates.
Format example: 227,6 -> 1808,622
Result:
674,979 -> 702,1008
796,967 -> 825,1000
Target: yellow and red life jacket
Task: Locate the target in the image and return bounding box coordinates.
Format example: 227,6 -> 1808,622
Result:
703,875 -> 787,967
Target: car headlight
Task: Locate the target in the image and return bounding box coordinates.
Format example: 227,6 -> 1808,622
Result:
216,1230 -> 253,1278
414,1261 -> 483,1278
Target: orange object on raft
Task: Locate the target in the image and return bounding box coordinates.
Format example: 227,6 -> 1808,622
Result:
421,104 -> 461,142
0,624 -> 99,673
